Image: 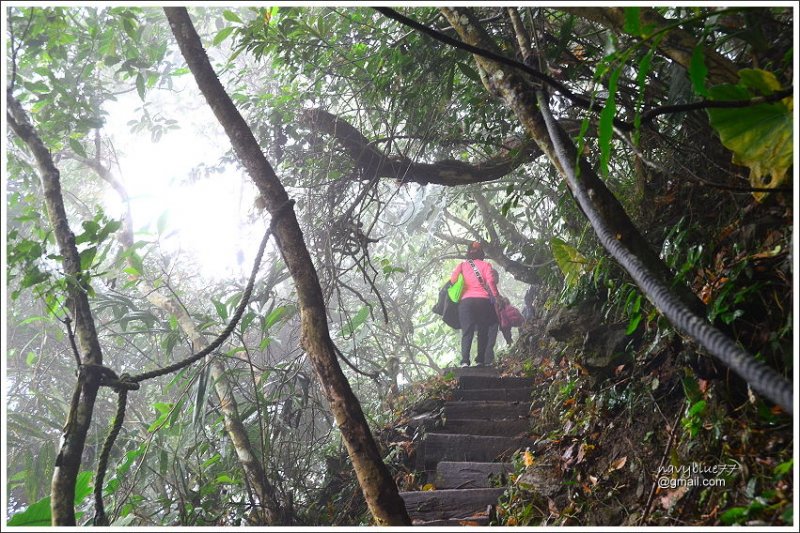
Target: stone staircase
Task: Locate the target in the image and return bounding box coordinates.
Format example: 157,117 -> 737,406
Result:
400,366 -> 535,525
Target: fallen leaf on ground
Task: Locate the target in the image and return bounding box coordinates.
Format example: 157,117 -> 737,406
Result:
608,456 -> 627,472
659,486 -> 688,510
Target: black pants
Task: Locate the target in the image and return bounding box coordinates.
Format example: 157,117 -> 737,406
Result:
459,298 -> 498,364
485,324 -> 513,363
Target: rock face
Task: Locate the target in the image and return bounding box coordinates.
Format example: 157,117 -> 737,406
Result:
545,301 -> 600,343
400,367 -> 548,525
545,302 -> 639,379
582,322 -> 634,375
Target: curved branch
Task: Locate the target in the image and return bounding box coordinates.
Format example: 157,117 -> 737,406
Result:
301,108 -> 587,185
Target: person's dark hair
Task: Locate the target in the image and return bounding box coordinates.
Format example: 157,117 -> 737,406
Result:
466,241 -> 485,260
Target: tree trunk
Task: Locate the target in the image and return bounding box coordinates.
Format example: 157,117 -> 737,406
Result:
7,94 -> 104,526
163,8 -> 411,526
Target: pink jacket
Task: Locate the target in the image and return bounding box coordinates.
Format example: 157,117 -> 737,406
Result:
451,259 -> 498,300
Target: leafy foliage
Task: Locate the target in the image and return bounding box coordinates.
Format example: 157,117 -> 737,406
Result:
4,4 -> 793,527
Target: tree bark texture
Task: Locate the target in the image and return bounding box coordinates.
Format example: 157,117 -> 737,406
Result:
440,7 -> 706,316
7,93 -> 104,526
163,8 -> 411,525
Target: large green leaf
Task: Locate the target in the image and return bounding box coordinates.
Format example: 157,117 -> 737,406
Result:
7,496 -> 51,526
689,45 -> 709,97
598,67 -> 621,177
707,69 -> 792,201
550,237 -> 590,287
6,470 -> 92,526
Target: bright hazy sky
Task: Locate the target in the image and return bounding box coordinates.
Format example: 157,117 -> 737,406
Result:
101,77 -> 267,281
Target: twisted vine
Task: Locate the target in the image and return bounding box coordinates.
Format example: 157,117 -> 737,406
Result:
91,199 -> 294,525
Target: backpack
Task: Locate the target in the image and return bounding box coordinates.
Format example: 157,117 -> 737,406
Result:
432,281 -> 461,329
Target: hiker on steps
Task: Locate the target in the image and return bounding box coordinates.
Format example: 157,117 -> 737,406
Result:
450,241 -> 499,367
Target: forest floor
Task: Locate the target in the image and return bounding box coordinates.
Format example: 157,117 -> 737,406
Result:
370,308 -> 794,528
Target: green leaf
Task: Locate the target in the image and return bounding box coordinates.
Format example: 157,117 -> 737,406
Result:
222,10 -> 242,23
68,138 -> 87,157
689,45 -> 709,97
147,402 -> 173,432
720,506 -> 749,525
598,67 -> 621,177
153,402 -> 173,415
213,26 -> 234,46
738,68 -> 781,95
623,7 -> 641,35
774,459 -> 793,478
202,453 -> 222,469
115,445 -> 145,477
341,305 -> 370,337
212,299 -> 228,321
122,17 -> 138,40
264,306 -> 287,330
74,471 -> 93,505
626,313 -> 643,335
7,496 -> 51,526
135,72 -> 145,100
79,246 -> 97,271
550,237 -> 589,287
687,399 -> 707,417
26,351 -> 38,366
96,219 -> 122,243
215,474 -> 237,484
707,71 -> 792,201
24,80 -> 50,94
239,311 -> 256,333
681,376 -> 703,403
633,45 -> 656,138
456,62 -> 482,83
192,365 -> 209,429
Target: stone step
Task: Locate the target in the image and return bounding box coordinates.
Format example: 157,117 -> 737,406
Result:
444,400 -> 531,419
443,366 -> 500,378
416,433 -> 530,472
457,375 -> 533,390
414,516 -> 490,526
452,387 -> 533,402
400,487 -> 505,523
434,461 -> 513,489
435,418 -> 530,436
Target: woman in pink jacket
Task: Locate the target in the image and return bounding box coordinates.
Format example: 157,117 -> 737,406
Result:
450,242 -> 499,367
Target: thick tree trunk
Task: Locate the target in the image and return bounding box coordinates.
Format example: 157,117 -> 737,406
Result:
163,8 -> 411,525
7,93 -> 104,526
